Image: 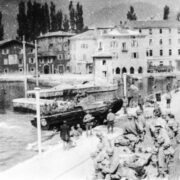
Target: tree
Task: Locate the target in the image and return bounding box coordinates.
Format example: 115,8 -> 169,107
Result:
75,2 -> 84,33
17,1 -> 27,40
163,5 -> 170,20
44,3 -> 50,32
0,12 -> 3,40
69,1 -> 76,31
50,1 -> 57,31
127,6 -> 137,21
63,15 -> 69,31
56,10 -> 63,31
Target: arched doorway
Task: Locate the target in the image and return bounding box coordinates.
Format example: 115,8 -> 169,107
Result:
130,67 -> 134,74
116,67 -> 120,74
138,66 -> 143,74
122,67 -> 127,74
44,65 -> 50,74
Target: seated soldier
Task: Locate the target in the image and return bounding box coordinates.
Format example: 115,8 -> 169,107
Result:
76,124 -> 83,136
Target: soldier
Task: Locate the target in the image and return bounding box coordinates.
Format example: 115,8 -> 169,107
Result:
166,91 -> 172,109
154,122 -> 173,177
138,94 -> 144,112
83,110 -> 94,136
106,109 -> 115,133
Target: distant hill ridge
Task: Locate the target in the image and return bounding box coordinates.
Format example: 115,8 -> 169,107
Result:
0,0 -> 178,39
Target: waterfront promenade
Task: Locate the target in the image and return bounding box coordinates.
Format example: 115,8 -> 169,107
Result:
0,127 -> 123,180
0,89 -> 180,180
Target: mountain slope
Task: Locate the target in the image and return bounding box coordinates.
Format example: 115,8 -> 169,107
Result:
1,0 -> 179,39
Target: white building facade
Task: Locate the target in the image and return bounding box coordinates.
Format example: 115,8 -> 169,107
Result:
70,27 -> 147,79
128,20 -> 180,73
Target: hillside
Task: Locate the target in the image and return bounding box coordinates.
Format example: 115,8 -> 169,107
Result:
1,0 -> 179,39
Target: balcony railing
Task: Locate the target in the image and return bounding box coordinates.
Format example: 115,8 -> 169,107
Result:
121,49 -> 128,53
147,65 -> 174,73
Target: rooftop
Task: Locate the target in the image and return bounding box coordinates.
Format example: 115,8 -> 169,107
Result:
70,30 -> 98,40
38,31 -> 75,39
0,39 -> 34,48
127,20 -> 180,29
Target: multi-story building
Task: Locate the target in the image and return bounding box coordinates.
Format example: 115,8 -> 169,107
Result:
70,27 -> 147,81
0,39 -> 35,74
128,20 -> 180,73
37,31 -> 75,74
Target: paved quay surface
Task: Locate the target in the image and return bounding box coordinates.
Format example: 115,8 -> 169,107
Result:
0,126 -> 123,180
0,89 -> 180,180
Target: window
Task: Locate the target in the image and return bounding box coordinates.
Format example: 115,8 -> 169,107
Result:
122,42 -> 127,52
102,60 -> 106,65
113,52 -> 118,59
139,29 -> 142,33
49,43 -> 53,49
4,58 -> 8,65
149,39 -> 152,46
160,61 -> 163,66
169,49 -> 172,56
178,49 -> 180,55
149,50 -> 153,56
48,58 -> 53,63
169,28 -> 171,33
19,58 -> 23,64
58,54 -> 63,60
131,52 -> 139,59
159,39 -> 163,45
138,67 -> 143,74
159,29 -> 162,34
30,68 -> 34,72
178,28 -> 180,34
130,67 -> 134,74
29,58 -> 34,64
98,42 -> 102,51
103,71 -> 107,77
110,41 -> 118,48
116,67 -> 120,74
2,49 -> 9,55
169,39 -> 172,45
149,29 -> 152,35
160,49 -> 163,56
131,40 -> 138,47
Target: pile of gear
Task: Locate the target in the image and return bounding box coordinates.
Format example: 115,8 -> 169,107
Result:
41,100 -> 76,115
91,104 -> 180,180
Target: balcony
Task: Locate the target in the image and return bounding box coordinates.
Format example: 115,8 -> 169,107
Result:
147,65 -> 174,73
121,49 -> 128,53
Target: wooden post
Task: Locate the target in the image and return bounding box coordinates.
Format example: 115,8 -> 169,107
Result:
23,36 -> 27,98
35,40 -> 39,87
35,87 -> 42,155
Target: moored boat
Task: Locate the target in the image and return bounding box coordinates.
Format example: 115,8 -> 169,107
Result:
31,98 -> 123,130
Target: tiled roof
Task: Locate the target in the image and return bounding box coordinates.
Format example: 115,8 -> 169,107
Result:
38,31 -> 75,39
127,20 -> 180,29
0,39 -> 34,47
70,30 -> 98,40
105,28 -> 142,37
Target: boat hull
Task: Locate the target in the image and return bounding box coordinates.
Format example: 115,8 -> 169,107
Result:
31,99 -> 123,130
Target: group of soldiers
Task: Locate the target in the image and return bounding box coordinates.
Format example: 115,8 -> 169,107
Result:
91,101 -> 180,180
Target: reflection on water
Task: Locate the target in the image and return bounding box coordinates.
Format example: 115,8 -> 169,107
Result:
0,77 -> 177,171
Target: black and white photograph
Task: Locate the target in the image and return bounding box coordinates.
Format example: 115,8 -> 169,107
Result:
1,0 -> 180,179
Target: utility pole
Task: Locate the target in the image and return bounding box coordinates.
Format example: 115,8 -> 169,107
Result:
23,36 -> 27,98
35,40 -> 39,87
35,87 -> 42,155
123,73 -> 127,97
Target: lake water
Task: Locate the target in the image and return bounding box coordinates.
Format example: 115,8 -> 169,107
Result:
0,76 -> 177,171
